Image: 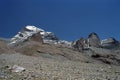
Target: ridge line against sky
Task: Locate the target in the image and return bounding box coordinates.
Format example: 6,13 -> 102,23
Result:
0,0 -> 120,41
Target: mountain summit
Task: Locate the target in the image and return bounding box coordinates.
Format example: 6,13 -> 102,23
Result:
10,25 -> 71,47
10,25 -> 58,44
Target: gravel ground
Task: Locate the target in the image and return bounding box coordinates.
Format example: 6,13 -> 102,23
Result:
0,53 -> 120,80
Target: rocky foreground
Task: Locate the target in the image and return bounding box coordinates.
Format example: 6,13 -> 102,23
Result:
0,26 -> 120,80
0,41 -> 120,80
0,53 -> 120,80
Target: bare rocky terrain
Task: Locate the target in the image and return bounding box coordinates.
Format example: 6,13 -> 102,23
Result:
0,40 -> 120,80
0,53 -> 120,80
0,26 -> 120,80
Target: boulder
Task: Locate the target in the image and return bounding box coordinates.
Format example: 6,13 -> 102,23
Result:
12,65 -> 25,72
88,32 -> 101,48
5,65 -> 26,73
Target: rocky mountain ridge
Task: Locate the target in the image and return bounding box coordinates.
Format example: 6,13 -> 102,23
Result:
0,25 -> 120,80
72,32 -> 120,52
0,26 -> 117,66
9,25 -> 120,49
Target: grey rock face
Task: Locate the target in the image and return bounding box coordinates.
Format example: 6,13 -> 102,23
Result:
88,32 -> 101,48
101,37 -> 119,49
72,32 -> 101,51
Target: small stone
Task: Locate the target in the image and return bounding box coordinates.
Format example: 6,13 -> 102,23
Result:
12,65 -> 25,73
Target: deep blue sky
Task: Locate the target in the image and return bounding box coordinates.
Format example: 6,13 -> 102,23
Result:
0,0 -> 120,41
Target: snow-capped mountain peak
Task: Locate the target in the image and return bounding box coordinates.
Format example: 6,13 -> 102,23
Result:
10,25 -> 42,44
10,25 -> 59,45
9,25 -> 72,47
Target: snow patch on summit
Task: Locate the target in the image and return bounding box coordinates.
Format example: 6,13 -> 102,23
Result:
25,25 -> 44,32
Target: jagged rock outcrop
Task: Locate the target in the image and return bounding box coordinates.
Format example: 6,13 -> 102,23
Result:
88,32 -> 101,48
72,37 -> 89,51
72,32 -> 101,51
72,32 -> 120,52
101,37 -> 119,49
